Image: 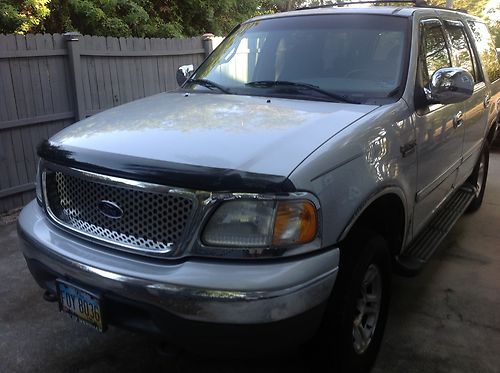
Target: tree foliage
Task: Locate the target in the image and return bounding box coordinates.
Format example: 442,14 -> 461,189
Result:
1,0 -> 264,37
44,0 -> 184,37
0,0 -> 50,34
425,0 -> 490,18
0,0 -> 498,45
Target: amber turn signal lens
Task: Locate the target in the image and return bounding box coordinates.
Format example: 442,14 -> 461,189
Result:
272,200 -> 317,246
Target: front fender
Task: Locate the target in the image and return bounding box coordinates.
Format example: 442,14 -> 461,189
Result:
289,101 -> 417,249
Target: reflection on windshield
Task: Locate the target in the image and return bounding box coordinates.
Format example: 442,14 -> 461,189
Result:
187,14 -> 409,103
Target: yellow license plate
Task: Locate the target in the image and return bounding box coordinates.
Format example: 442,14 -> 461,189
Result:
56,280 -> 105,332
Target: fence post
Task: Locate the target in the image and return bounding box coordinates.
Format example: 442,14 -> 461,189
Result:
63,32 -> 85,121
202,33 -> 215,58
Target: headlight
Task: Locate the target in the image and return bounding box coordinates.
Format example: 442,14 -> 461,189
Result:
202,198 -> 318,249
35,160 -> 43,205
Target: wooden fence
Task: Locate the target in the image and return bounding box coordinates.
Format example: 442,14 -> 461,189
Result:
0,33 -> 215,213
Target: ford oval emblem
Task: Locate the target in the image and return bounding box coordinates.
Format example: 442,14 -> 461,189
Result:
98,200 -> 123,219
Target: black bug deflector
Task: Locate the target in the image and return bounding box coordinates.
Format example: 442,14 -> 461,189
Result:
37,140 -> 296,193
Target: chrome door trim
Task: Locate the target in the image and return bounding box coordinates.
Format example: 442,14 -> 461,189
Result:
416,157 -> 461,203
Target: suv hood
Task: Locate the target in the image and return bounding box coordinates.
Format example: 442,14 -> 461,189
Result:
45,92 -> 376,188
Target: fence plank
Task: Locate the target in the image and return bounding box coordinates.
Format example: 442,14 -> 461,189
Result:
80,56 -> 92,116
5,36 -> 27,208
0,35 -> 18,122
64,33 -> 86,121
150,39 -> 161,94
0,35 -> 18,211
17,61 -> 36,187
35,34 -> 55,116
8,36 -> 26,121
153,42 -> 163,93
125,38 -> 139,100
106,37 -> 121,107
92,37 -> 106,111
144,38 -> 154,96
134,38 -> 146,99
161,40 -> 170,92
0,133 -> 21,210
10,129 -> 29,195
26,35 -> 44,116
49,34 -> 72,116
98,36 -> 114,110
52,34 -> 72,113
15,36 -> 37,205
84,36 -> 100,113
170,39 -> 179,91
80,37 -> 93,115
26,34 -> 46,171
117,38 -> 132,104
42,34 -> 55,143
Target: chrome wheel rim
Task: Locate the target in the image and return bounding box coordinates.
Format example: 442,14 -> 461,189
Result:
353,263 -> 382,355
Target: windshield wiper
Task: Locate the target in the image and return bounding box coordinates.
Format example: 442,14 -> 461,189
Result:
245,80 -> 359,104
186,78 -> 231,94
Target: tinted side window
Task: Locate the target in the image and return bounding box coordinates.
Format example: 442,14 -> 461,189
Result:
468,21 -> 500,82
419,22 -> 452,87
445,23 -> 479,82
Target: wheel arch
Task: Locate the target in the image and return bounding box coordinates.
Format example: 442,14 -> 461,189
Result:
486,120 -> 498,145
338,187 -> 408,258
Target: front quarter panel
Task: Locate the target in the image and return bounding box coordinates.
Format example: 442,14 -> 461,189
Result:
289,101 -> 417,248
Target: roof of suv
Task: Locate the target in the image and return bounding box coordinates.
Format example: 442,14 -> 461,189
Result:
247,6 -> 480,23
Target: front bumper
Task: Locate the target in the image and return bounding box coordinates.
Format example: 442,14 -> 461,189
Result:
18,200 -> 339,345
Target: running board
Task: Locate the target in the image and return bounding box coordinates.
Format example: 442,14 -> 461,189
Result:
396,185 -> 476,276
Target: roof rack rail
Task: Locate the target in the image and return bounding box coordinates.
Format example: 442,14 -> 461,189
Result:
297,0 -> 426,10
296,0 -> 467,13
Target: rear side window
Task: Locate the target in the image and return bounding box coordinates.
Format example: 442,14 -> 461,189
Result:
445,22 -> 479,82
468,21 -> 500,82
419,21 -> 451,87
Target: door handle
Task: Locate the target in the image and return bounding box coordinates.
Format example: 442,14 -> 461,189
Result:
453,111 -> 464,128
484,94 -> 491,108
400,140 -> 416,158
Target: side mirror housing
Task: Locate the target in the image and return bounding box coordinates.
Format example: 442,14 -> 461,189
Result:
176,64 -> 195,86
425,67 -> 474,105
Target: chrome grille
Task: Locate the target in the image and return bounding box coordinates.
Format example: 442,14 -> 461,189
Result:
44,169 -> 196,255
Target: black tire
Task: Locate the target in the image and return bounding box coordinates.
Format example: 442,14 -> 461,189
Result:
466,144 -> 489,213
312,232 -> 392,373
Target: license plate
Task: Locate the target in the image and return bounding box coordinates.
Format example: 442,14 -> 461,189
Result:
56,280 -> 105,332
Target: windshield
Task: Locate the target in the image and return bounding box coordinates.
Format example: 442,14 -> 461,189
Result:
186,14 -> 410,104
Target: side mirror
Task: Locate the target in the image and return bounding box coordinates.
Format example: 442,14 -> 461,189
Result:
425,67 -> 474,105
176,64 -> 195,86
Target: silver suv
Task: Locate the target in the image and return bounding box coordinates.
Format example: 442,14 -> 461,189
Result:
18,2 -> 500,372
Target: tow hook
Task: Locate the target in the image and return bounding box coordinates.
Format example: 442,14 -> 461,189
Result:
156,341 -> 182,359
43,290 -> 58,303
